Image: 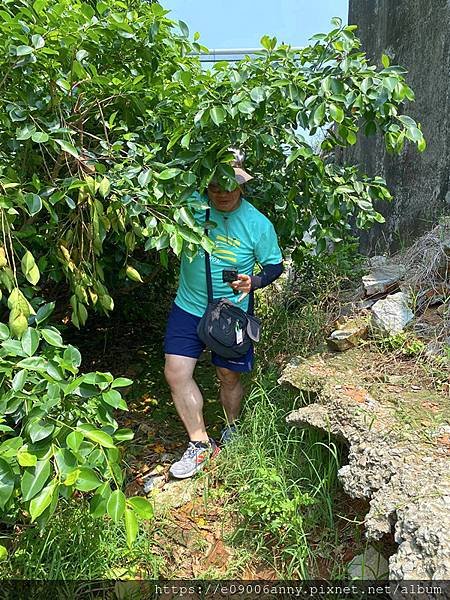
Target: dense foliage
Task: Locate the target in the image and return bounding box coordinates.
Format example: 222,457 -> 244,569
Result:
0,0 -> 425,540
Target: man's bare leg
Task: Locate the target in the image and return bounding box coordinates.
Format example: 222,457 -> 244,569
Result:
164,354 -> 209,442
216,366 -> 243,424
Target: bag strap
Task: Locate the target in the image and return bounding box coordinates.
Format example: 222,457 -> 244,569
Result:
204,207 -> 213,304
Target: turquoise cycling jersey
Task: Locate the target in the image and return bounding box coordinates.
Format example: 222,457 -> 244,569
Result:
175,193 -> 283,317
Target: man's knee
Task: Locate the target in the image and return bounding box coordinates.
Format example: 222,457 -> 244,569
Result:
216,367 -> 241,389
164,355 -> 196,390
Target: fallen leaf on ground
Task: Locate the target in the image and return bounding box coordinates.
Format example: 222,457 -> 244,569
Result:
204,539 -> 231,571
437,435 -> 450,448
152,444 -> 166,454
341,386 -> 368,403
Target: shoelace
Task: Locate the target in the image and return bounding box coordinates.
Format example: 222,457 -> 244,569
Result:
180,442 -> 205,462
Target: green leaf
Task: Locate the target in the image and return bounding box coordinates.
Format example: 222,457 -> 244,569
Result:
31,131 -> 49,143
17,446 -> 37,467
329,104 -> 344,123
0,545 -> 7,561
21,459 -> 51,502
54,449 -> 77,477
210,106 -> 226,126
138,169 -> 151,187
21,328 -> 39,356
347,130 -> 357,145
381,53 -> 390,68
77,424 -> 115,448
125,507 -> 138,548
21,251 -> 40,285
16,45 -> 33,56
114,428 -> 134,441
76,49 -> 89,62
90,491 -> 108,518
98,177 -> 110,198
365,121 -> 377,136
16,124 -> 35,141
12,369 -> 27,392
180,132 -> 191,148
66,430 -> 83,453
0,324 -> 10,341
63,345 -> 81,368
41,327 -> 64,347
260,35 -> 276,51
111,377 -> 133,388
0,457 -> 14,510
170,233 -> 183,256
237,101 -> 254,115
313,103 -> 326,126
30,481 -> 57,522
107,490 -> 126,523
178,207 -> 196,228
250,87 -> 265,103
158,168 -> 181,180
34,302 -> 55,325
102,389 -> 127,410
127,496 -> 154,520
63,469 -> 80,487
178,20 -> 189,37
55,139 -> 79,159
31,34 -> 45,49
16,356 -> 47,371
24,193 -> 42,216
74,467 -> 102,492
28,419 -> 54,443
405,126 -> 423,143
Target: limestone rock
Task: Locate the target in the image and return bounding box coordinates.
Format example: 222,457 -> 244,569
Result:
368,255 -> 389,268
371,292 -> 414,335
152,478 -> 198,511
280,348 -> 450,580
362,264 -> 406,296
327,317 -> 368,352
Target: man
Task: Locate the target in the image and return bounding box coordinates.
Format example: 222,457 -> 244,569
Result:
164,152 -> 283,479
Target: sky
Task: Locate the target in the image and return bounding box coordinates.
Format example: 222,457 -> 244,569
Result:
160,0 -> 349,49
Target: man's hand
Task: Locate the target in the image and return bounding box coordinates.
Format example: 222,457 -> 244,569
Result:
229,274 -> 251,303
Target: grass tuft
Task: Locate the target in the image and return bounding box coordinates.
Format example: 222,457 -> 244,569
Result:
218,367 -> 345,578
1,500 -> 161,580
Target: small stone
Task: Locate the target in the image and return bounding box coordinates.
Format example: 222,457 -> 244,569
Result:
437,302 -> 448,316
160,453 -> 174,462
142,474 -> 165,494
326,317 -> 368,352
348,546 -> 389,579
369,255 -> 389,268
425,341 -> 447,358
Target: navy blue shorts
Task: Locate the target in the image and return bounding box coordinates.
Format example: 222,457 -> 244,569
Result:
164,302 -> 254,373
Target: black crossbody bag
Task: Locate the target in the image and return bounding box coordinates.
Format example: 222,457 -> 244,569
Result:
196,208 -> 261,359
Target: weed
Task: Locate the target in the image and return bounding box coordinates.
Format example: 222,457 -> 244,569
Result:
375,331 -> 426,357
218,371 -> 345,578
1,501 -> 161,580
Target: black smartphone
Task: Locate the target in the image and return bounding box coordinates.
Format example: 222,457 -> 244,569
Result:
222,269 -> 238,283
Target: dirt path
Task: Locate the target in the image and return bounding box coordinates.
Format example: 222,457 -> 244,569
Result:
68,311 -> 270,578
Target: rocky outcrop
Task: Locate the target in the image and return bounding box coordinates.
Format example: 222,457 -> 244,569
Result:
280,348 -> 450,579
345,0 -> 450,252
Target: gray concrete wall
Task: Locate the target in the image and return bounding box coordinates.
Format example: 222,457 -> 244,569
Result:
346,0 -> 450,253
